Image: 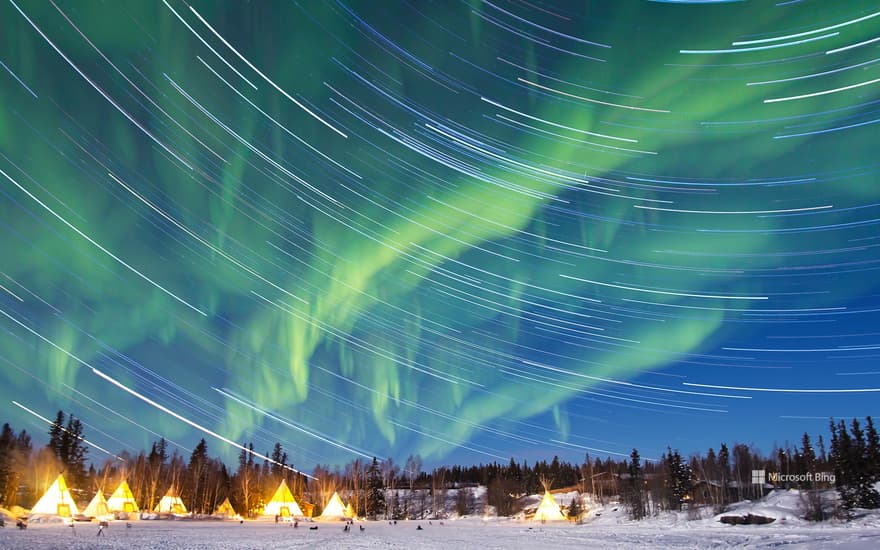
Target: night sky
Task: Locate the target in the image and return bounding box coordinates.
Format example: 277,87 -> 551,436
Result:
1,0 -> 879,469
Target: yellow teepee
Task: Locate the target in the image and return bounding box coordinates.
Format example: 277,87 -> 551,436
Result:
213,497 -> 238,518
318,491 -> 347,520
30,474 -> 79,518
262,479 -> 302,517
107,480 -> 139,513
533,490 -> 565,522
344,502 -> 356,519
83,489 -> 112,519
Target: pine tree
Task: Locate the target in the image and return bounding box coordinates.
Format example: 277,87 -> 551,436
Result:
48,410 -> 65,461
567,492 -> 583,521
0,423 -> 14,504
627,448 -> 645,520
851,419 -> 880,508
56,414 -> 88,488
2,428 -> 31,507
830,417 -> 880,510
366,457 -> 385,520
391,490 -> 403,520
270,443 -> 286,478
801,433 -> 817,488
718,443 -> 731,508
664,448 -> 691,511
866,417 -> 879,484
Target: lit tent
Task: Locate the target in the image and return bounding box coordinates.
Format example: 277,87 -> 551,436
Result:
318,491 -> 349,520
262,479 -> 303,518
83,489 -> 112,519
213,497 -> 238,518
30,474 -> 79,518
344,502 -> 356,519
533,490 -> 566,522
154,487 -> 187,515
107,480 -> 139,514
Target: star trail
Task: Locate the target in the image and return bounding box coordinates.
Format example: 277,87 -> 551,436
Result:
1,0 -> 879,467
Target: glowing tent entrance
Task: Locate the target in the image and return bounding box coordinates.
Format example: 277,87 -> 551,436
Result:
30,474 -> 79,518
262,479 -> 303,518
533,490 -> 565,522
83,489 -> 111,519
154,487 -> 188,515
107,480 -> 139,513
318,491 -> 350,520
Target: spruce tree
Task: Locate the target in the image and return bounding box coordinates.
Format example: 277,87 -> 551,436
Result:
270,443 -> 287,478
865,417 -> 880,484
664,448 -> 691,511
48,410 -> 65,460
628,448 -> 645,520
187,439 -> 209,513
366,457 -> 385,519
568,492 -> 582,521
851,419 -> 880,508
800,433 -> 817,489
0,423 -> 13,503
67,416 -> 88,486
830,417 -> 880,510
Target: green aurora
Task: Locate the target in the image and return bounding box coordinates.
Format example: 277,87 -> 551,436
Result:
1,0 -> 879,465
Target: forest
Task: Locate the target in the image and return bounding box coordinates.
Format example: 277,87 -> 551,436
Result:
1,412 -> 878,521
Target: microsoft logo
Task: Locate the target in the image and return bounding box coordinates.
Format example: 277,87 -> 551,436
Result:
751,469 -> 765,485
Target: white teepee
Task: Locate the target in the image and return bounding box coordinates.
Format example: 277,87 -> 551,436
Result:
154,487 -> 187,515
83,489 -> 112,519
262,479 -> 302,517
318,491 -> 348,520
533,489 -> 566,522
30,474 -> 79,518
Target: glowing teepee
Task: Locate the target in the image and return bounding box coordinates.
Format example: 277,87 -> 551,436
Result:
318,491 -> 348,520
154,486 -> 187,515
262,479 -> 302,517
533,490 -> 566,522
107,480 -> 139,513
83,489 -> 112,519
30,474 -> 79,518
213,496 -> 238,518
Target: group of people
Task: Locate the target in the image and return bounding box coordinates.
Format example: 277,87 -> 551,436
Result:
342,519 -> 364,532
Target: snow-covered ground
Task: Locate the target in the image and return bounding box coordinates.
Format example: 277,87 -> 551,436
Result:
3,491 -> 880,549
0,515 -> 878,549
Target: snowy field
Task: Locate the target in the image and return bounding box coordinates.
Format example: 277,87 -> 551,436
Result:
4,490 -> 880,549
2,515 -> 880,550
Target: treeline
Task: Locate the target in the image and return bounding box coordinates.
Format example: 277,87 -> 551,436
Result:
1,412 -> 878,522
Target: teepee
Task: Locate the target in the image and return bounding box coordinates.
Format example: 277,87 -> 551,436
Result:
262,479 -> 302,518
213,496 -> 238,518
344,502 -> 356,519
318,491 -> 348,520
30,474 -> 79,518
107,480 -> 139,513
533,489 -> 566,522
154,487 -> 187,515
83,489 -> 112,519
